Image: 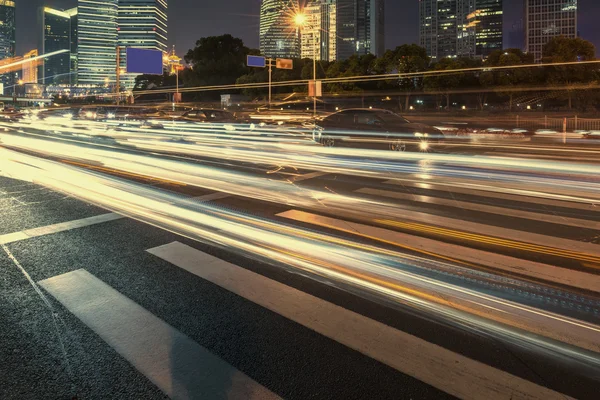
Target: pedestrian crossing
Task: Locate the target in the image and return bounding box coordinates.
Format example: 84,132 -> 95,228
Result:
27,240 -> 587,400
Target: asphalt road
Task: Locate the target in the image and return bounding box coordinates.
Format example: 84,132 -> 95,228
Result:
1,117 -> 600,399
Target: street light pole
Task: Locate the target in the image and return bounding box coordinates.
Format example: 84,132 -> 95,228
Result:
313,37 -> 317,118
268,58 -> 273,109
294,12 -> 318,119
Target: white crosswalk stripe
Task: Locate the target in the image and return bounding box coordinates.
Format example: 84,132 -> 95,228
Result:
39,269 -> 279,400
146,241 -> 575,400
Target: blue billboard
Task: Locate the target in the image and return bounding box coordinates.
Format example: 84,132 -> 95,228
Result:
126,48 -> 164,75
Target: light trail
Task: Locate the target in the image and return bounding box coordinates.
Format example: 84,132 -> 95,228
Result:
1,147 -> 600,368
0,49 -> 70,72
132,59 -> 600,96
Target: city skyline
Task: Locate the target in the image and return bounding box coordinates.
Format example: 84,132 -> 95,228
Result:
14,0 -> 600,59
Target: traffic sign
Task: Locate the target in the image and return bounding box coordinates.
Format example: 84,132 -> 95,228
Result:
308,80 -> 322,97
276,58 -> 294,70
247,55 -> 266,68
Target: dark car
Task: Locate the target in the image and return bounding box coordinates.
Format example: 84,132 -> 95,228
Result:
178,109 -> 238,123
313,108 -> 445,152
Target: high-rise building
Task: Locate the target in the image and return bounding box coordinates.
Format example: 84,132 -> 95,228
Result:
524,0 -> 577,62
77,0 -> 118,86
420,0 -> 503,60
66,8 -> 78,84
297,0 -> 384,62
118,0 -> 168,89
335,0 -> 385,60
301,0 -> 337,61
22,50 -> 39,84
0,0 -> 16,90
41,7 -> 71,84
457,0 -> 503,58
419,0 -> 459,60
260,0 -> 301,59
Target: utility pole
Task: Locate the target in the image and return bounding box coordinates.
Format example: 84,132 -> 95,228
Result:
167,46 -> 182,110
115,46 -> 120,105
267,58 -> 274,109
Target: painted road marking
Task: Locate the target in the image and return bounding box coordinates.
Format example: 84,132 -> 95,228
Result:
277,209 -> 600,293
384,179 -> 600,211
148,241 -> 574,400
39,269 -> 278,400
363,187 -> 600,257
291,171 -> 328,182
190,192 -> 231,202
0,213 -> 123,245
357,187 -> 600,230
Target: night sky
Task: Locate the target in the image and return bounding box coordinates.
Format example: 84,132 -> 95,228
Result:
16,0 -> 600,58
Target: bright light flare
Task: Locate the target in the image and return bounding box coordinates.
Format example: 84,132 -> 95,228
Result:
293,12 -> 307,26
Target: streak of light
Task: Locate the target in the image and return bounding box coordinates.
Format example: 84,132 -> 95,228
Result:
132,60 -> 600,96
0,49 -> 70,72
1,147 -> 600,366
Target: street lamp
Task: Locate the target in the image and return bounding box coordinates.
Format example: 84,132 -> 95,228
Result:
293,12 -> 317,119
167,46 -> 182,111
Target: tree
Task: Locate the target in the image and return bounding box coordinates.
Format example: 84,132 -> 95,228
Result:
183,34 -> 255,98
541,36 -> 598,110
424,57 -> 482,110
373,45 -> 430,110
479,49 -> 536,111
134,72 -> 176,90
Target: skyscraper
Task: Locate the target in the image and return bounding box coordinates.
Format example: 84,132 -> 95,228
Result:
77,0 -> 118,86
118,0 -> 168,89
419,0 -> 458,60
0,0 -> 16,90
301,0 -> 337,61
420,0 -> 503,60
297,0 -> 384,62
524,0 -> 577,62
457,0 -> 503,58
66,8 -> 78,84
335,0 -> 385,60
41,7 -> 71,84
260,0 -> 300,58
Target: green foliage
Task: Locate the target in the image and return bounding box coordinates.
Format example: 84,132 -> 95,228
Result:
184,34 -> 253,88
134,72 -> 176,90
176,34 -> 599,110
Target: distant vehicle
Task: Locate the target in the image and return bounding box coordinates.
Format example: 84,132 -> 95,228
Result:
178,109 -> 238,123
313,108 -> 445,151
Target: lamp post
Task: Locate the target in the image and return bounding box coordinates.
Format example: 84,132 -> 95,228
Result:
167,46 -> 182,111
294,12 -> 318,118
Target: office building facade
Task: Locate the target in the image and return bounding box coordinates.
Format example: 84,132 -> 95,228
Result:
260,0 -> 301,58
419,0 -> 459,60
66,8 -> 78,84
524,0 -> 577,62
118,0 -> 168,89
420,0 -> 503,60
77,0 -> 119,86
296,0 -> 385,62
301,0 -> 337,61
41,7 -> 72,84
335,0 -> 385,60
0,0 -> 16,91
457,0 -> 503,58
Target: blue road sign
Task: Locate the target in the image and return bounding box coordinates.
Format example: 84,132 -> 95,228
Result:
247,55 -> 266,68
